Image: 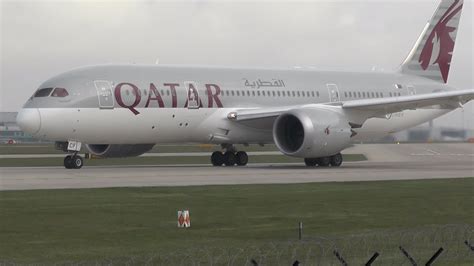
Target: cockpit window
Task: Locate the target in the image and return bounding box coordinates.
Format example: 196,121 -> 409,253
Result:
34,88 -> 53,97
51,87 -> 69,97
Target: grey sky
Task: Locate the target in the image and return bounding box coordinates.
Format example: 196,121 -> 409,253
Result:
1,0 -> 472,129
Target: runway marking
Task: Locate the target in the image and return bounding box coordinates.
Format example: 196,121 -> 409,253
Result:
425,148 -> 441,155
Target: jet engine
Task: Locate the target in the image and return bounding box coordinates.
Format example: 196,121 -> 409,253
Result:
273,108 -> 352,158
86,144 -> 155,158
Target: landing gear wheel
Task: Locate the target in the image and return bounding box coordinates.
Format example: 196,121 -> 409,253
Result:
211,151 -> 224,166
235,151 -> 248,166
317,157 -> 331,167
71,155 -> 84,169
304,158 -> 318,167
330,153 -> 343,167
64,155 -> 73,169
223,151 -> 236,166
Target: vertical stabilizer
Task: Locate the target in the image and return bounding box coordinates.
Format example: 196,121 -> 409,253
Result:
400,0 -> 463,83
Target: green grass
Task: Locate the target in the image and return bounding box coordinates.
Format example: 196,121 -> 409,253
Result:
0,178 -> 473,264
0,154 -> 366,167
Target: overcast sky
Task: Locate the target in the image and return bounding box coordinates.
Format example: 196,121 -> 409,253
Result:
1,0 -> 472,129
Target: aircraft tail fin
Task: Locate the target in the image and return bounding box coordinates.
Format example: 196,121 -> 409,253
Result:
400,0 -> 464,83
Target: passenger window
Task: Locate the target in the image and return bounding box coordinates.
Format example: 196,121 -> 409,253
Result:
262,91 -> 266,96
237,91 -> 240,96
252,91 -> 255,96
34,88 -> 53,97
51,88 -> 69,97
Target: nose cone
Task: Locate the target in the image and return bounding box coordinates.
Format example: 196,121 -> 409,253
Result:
17,108 -> 41,135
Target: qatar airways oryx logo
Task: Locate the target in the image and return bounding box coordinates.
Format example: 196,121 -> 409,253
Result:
419,0 -> 463,83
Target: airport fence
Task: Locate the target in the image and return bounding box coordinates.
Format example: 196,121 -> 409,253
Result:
1,224 -> 473,265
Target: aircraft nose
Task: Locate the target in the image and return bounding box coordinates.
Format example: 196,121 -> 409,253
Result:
17,108 -> 41,135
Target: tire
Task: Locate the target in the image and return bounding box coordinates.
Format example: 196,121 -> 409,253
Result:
317,157 -> 330,167
223,151 -> 236,166
71,155 -> 84,169
211,151 -> 224,166
235,151 -> 248,166
64,155 -> 73,169
304,158 -> 318,167
330,153 -> 343,167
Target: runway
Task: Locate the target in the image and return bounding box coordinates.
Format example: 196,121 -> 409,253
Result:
1,143 -> 473,191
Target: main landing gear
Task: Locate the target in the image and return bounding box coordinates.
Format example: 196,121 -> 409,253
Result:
211,144 -> 248,167
304,153 -> 343,167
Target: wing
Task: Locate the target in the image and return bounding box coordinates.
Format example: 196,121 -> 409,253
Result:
341,89 -> 473,113
229,89 -> 474,129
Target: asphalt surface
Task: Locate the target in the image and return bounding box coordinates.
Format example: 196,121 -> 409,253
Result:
1,143 -> 473,191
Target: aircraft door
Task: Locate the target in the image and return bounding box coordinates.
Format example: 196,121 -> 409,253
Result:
326,84 -> 340,102
94,80 -> 114,109
407,85 -> 416,96
185,81 -> 201,109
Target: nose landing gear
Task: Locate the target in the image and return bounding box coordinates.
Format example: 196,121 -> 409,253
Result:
211,144 -> 248,167
64,154 -> 84,169
57,140 -> 84,169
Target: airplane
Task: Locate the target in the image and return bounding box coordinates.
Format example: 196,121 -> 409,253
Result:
17,0 -> 473,169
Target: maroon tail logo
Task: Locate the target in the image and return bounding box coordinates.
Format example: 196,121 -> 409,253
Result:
419,0 -> 462,83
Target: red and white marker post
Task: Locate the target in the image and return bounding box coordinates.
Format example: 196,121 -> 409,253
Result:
177,210 -> 190,228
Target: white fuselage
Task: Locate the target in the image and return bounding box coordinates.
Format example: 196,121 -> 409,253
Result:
21,65 -> 454,145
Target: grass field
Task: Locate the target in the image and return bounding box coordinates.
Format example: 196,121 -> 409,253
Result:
0,154 -> 366,167
1,178 -> 473,264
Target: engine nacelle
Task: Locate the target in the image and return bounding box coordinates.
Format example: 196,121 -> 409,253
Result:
86,144 -> 154,158
273,108 -> 352,158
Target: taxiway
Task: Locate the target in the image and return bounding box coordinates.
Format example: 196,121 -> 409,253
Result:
1,143 -> 472,190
